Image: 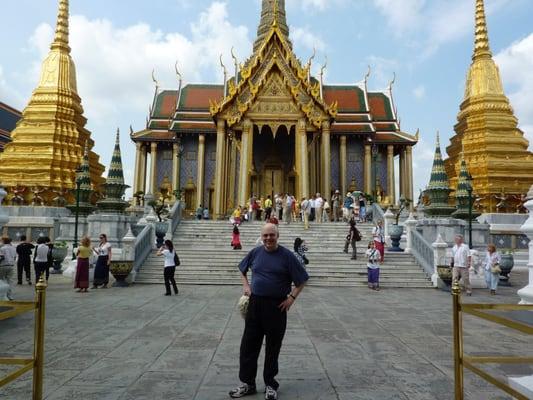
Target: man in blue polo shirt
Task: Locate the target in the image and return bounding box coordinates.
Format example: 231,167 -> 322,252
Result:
229,223 -> 309,400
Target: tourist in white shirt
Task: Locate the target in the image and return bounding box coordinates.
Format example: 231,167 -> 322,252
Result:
0,237 -> 17,300
309,196 -> 317,222
451,235 -> 472,295
157,240 -> 179,296
484,244 -> 501,295
315,193 -> 324,224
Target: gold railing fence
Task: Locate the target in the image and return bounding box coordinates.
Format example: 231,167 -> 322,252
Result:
0,277 -> 47,400
452,280 -> 533,400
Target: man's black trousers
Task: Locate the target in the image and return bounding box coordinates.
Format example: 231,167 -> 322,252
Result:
239,294 -> 287,390
17,261 -> 31,283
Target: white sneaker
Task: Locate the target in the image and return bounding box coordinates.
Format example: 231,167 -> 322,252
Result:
265,386 -> 278,400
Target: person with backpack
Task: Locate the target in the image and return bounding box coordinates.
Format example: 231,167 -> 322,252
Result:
343,219 -> 361,260
366,241 -> 381,291
157,240 -> 179,296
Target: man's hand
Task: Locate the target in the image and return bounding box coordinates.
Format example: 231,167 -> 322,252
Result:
278,296 -> 295,312
243,284 -> 251,297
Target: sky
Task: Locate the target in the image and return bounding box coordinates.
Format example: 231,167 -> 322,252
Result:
1,0 -> 532,199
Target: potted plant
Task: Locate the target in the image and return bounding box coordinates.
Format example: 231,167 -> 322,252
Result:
499,249 -> 514,286
388,197 -> 410,252
148,196 -> 170,247
51,240 -> 68,273
109,260 -> 134,287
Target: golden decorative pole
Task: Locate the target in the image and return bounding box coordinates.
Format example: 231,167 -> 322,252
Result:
406,146 -> 414,205
196,134 -> 206,209
139,144 -> 147,194
452,279 -> 464,399
339,136 -> 347,195
321,121 -> 331,199
32,277 -> 47,399
399,148 -> 407,199
150,142 -> 158,194
387,145 -> 395,205
238,120 -> 252,207
172,141 -> 180,198
132,142 -> 142,205
364,144 -> 372,195
296,119 -> 309,198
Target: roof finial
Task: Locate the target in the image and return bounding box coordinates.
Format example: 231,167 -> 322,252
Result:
231,47 -> 239,85
51,0 -> 70,51
473,0 -> 492,59
364,65 -> 371,84
388,72 -> 396,91
151,69 -> 159,92
319,56 -> 328,99
436,130 -> 440,147
273,0 -> 279,27
174,61 -> 182,83
115,128 -> 120,145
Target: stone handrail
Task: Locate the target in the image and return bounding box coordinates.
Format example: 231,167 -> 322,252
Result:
372,202 -> 385,222
133,224 -> 154,273
168,200 -> 184,235
411,228 -> 434,277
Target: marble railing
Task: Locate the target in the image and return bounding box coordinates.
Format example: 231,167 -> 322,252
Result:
411,228 -> 434,277
168,200 -> 184,235
133,224 -> 154,274
372,202 -> 385,223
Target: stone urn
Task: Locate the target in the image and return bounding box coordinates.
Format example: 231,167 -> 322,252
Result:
388,224 -> 404,252
51,244 -> 68,273
154,221 -> 169,247
437,265 -> 453,289
109,260 -> 134,287
499,253 -> 514,285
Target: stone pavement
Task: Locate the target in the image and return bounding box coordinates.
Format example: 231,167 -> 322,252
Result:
0,271 -> 531,400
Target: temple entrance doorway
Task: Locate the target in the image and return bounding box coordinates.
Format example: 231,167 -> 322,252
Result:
253,124 -> 295,199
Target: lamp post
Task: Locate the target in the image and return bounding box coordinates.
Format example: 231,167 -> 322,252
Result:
466,173 -> 473,249
72,168 -> 82,260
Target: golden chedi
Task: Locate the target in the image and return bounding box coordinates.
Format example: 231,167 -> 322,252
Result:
444,0 -> 533,213
0,0 -> 104,206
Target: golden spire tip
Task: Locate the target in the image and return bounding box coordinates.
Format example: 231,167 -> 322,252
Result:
52,0 -> 70,50
474,0 -> 492,59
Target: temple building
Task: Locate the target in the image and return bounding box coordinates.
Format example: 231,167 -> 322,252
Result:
0,102 -> 21,152
444,0 -> 533,213
0,0 -> 105,205
131,0 -> 417,218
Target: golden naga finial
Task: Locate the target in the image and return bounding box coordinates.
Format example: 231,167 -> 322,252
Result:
474,0 -> 492,59
364,65 -> 371,84
415,128 -> 420,140
319,56 -> 328,78
151,69 -> 159,92
388,72 -> 396,91
306,47 -> 316,69
52,0 -> 70,51
129,125 -> 134,136
174,61 -> 182,83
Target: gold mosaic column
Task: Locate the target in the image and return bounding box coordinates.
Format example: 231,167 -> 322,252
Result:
214,120 -> 226,218
139,144 -> 147,193
399,147 -> 406,199
133,142 -> 142,205
297,119 -> 309,198
228,138 -> 237,209
387,145 -> 396,205
172,140 -> 181,199
364,144 -> 372,195
197,134 -> 206,208
238,119 -> 252,207
339,135 -> 347,195
150,142 -> 158,194
321,121 -> 331,198
406,146 -> 414,206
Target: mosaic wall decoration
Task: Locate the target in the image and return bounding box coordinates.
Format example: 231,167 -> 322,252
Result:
377,148 -> 388,196
330,137 -> 340,192
204,136 -> 216,204
6,227 -> 26,241
346,137 -> 363,192
31,227 -> 51,241
491,234 -> 512,250
517,234 -> 530,249
156,144 -> 174,190
180,136 -> 199,191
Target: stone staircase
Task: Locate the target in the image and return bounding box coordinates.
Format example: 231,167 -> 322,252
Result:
135,220 -> 433,288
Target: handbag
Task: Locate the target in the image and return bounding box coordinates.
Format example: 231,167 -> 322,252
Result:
354,228 -> 362,242
491,263 -> 501,274
173,252 -> 180,267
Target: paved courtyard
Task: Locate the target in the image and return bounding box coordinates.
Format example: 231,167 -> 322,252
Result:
1,271 -> 532,400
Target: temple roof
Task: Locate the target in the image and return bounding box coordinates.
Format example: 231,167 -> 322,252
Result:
0,102 -> 22,152
132,82 -> 414,145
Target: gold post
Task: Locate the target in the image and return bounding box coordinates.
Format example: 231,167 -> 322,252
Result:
228,138 -> 237,210
214,120 -> 226,218
399,147 -> 406,199
452,279 -> 464,400
150,142 -> 158,194
32,277 -> 47,400
321,121 -> 331,199
406,146 -> 414,207
339,135 -> 347,195
172,140 -> 181,200
297,119 -> 309,198
132,142 -> 142,204
139,143 -> 147,194
387,145 -> 395,205
364,144 -> 372,195
197,134 -> 206,210
238,120 -> 252,207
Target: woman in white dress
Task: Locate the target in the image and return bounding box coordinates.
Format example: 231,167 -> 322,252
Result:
484,244 -> 501,295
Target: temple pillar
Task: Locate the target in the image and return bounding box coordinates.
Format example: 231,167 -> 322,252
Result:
197,134 -> 206,209
172,139 -> 181,199
321,121 -> 331,198
214,120 -> 226,218
238,119 -> 252,208
364,144 -> 372,195
228,138 -> 237,209
150,142 -> 158,194
296,119 -> 309,198
387,145 -> 396,205
406,146 -> 414,208
399,147 -> 407,200
339,135 -> 347,196
139,143 -> 147,193
133,142 -> 142,205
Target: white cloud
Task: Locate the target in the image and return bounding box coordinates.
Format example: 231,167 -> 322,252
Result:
365,55 -> 399,89
495,33 -> 533,147
372,0 -> 425,35
413,85 -> 426,99
287,0 -> 347,12
290,26 -> 326,51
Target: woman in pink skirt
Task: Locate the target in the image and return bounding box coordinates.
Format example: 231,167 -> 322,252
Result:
75,236 -> 91,293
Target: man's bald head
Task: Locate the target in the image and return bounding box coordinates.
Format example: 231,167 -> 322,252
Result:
261,223 -> 279,252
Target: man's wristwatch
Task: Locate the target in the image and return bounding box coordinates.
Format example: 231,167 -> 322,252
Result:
289,294 -> 296,300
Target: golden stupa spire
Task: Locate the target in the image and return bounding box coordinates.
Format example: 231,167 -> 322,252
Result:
473,0 -> 491,60
254,0 -> 290,52
51,0 -> 70,51
444,0 -> 533,212
0,0 -> 105,205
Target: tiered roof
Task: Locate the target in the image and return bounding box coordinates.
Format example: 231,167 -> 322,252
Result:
0,102 -> 21,152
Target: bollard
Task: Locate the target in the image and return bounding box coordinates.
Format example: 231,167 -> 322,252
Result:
32,277 -> 47,400
452,279 -> 464,400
